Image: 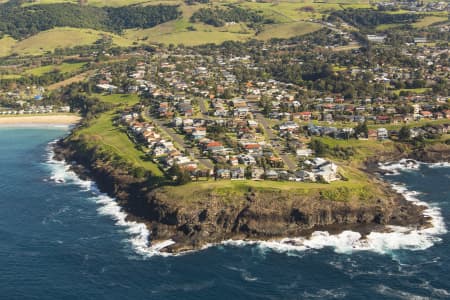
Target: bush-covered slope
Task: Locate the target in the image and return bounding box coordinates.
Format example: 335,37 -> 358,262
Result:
0,0 -> 181,39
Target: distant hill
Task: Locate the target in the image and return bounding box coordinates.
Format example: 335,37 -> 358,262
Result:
1,0 -> 445,58
0,0 -> 181,39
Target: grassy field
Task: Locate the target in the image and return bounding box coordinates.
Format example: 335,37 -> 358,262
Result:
256,21 -> 322,40
155,163 -> 382,204
126,23 -> 254,46
78,112 -> 163,177
0,0 -> 375,55
0,36 -> 16,57
24,62 -> 87,76
316,136 -> 398,162
1,27 -> 134,57
332,65 -> 348,71
92,93 -> 141,105
367,118 -> 450,131
392,88 -> 432,95
413,15 -> 449,28
375,23 -> 404,31
47,71 -> 93,91
75,99 -> 164,177
0,74 -> 22,80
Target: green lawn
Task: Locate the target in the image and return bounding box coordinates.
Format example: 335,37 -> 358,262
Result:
156,163 -> 382,204
316,136 -> 397,161
256,21 -> 322,40
93,93 -> 141,105
24,62 -> 87,76
367,118 -> 450,131
0,36 -> 16,57
73,93 -> 162,177
1,27 -> 134,57
392,88 -> 431,95
413,15 -> 449,28
0,74 -> 22,79
76,110 -> 164,177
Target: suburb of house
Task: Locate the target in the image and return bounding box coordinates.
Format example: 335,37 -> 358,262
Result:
0,0 -> 449,253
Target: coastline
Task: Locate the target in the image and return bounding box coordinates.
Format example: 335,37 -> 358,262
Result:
49,141 -> 448,256
0,114 -> 81,126
53,137 -> 440,255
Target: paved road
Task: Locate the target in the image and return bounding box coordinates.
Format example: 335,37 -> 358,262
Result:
255,113 -> 297,171
153,119 -> 186,151
198,98 -> 209,116
281,154 -> 297,171
152,117 -> 214,170
255,113 -> 276,139
198,158 -> 214,169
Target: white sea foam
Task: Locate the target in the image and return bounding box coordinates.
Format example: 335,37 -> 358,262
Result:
45,141 -> 174,257
378,158 -> 421,175
427,161 -> 450,169
220,181 -> 447,255
375,284 -> 429,300
45,140 -> 448,257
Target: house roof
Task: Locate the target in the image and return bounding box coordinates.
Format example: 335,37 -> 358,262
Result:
244,144 -> 261,149
207,141 -> 223,147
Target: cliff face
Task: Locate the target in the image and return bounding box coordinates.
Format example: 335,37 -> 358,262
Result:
55,139 -> 428,253
146,186 -> 426,253
411,143 -> 450,163
365,143 -> 450,174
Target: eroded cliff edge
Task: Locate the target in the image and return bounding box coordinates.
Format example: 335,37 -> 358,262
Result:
54,138 -> 434,253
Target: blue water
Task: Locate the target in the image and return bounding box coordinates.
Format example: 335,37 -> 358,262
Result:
1,127 -> 450,299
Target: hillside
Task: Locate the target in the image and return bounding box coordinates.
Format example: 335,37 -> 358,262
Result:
0,0 -> 447,57
0,0 -> 355,56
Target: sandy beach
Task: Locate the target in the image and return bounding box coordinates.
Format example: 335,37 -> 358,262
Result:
0,114 -> 81,125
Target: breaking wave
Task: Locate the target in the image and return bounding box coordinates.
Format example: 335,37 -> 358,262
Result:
45,141 -> 174,257
45,141 -> 447,257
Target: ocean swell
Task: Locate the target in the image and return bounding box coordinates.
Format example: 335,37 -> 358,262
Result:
46,141 -> 447,257
45,141 -> 174,257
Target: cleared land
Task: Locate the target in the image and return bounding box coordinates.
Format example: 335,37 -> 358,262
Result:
413,15 -> 449,28
0,36 -> 16,57
24,62 -> 87,76
256,21 -> 322,40
392,88 -> 432,95
47,71 -> 93,91
1,27 -> 133,57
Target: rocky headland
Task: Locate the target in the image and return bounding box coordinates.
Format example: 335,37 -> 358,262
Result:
50,136 -> 450,253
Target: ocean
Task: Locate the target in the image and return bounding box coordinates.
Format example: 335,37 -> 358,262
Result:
1,127 -> 449,300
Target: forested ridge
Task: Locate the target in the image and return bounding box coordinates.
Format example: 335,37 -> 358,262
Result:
0,0 -> 181,39
329,9 -> 422,29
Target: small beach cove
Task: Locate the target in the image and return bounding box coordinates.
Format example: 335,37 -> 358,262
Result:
0,114 -> 81,126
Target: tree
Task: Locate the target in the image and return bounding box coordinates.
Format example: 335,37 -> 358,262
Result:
168,165 -> 192,185
354,122 -> 368,138
398,126 -> 411,141
245,166 -> 252,179
310,139 -> 328,156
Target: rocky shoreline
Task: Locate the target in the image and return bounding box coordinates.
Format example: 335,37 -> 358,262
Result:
52,138 -> 446,254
